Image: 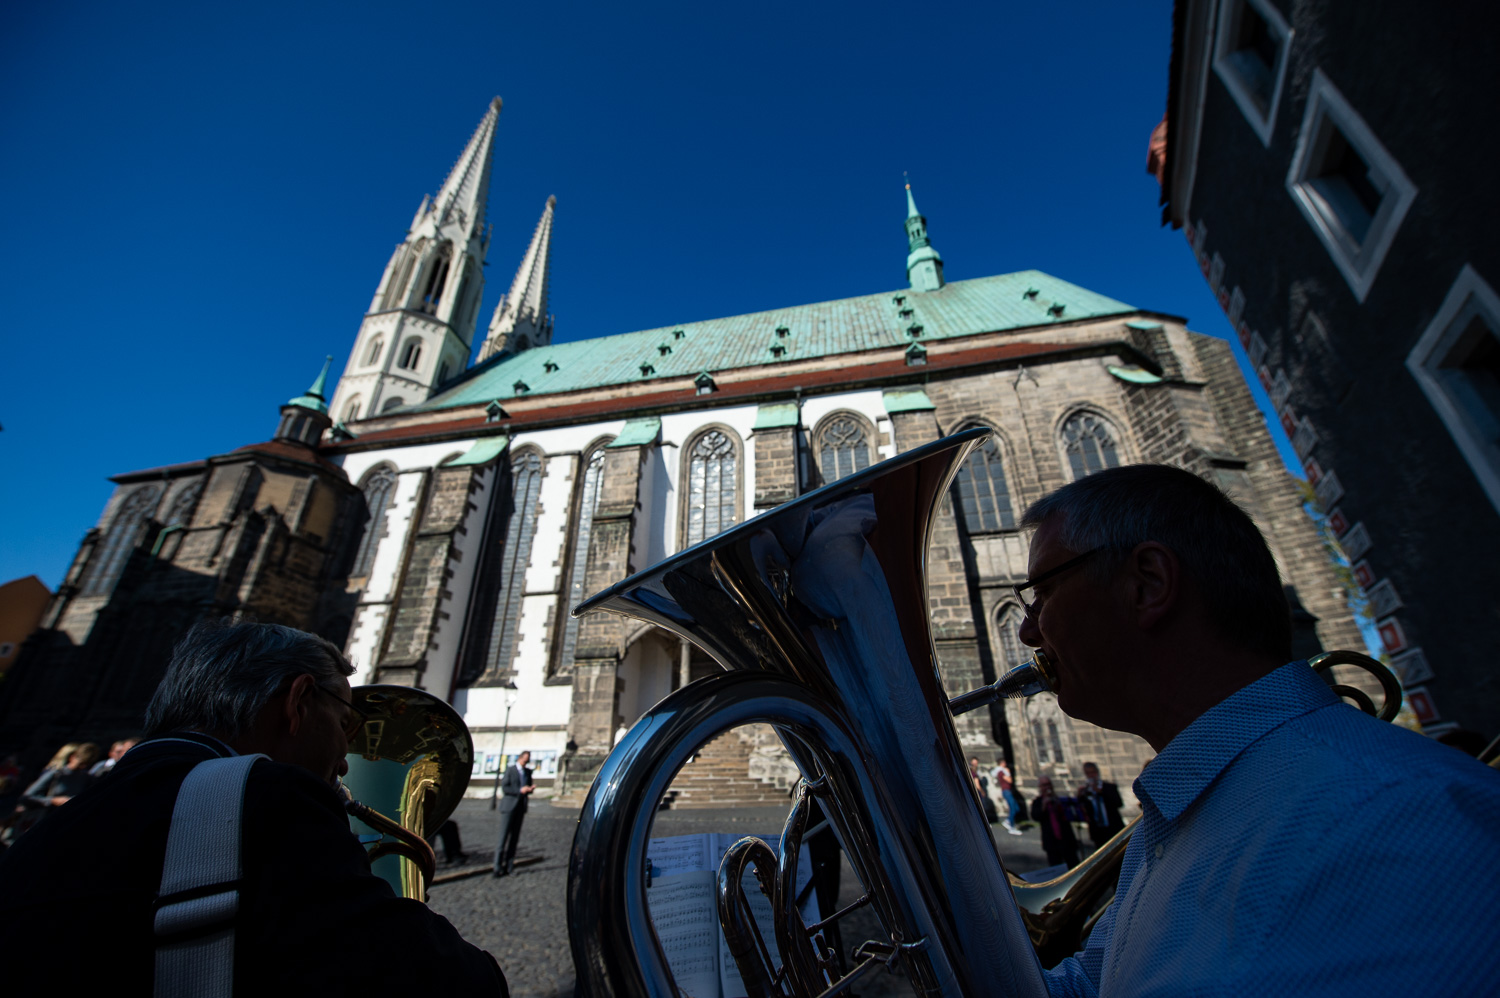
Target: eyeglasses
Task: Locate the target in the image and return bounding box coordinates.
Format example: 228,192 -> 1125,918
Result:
316,685 -> 371,741
1012,547 -> 1103,619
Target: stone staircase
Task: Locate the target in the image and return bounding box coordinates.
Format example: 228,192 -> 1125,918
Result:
662,728 -> 793,809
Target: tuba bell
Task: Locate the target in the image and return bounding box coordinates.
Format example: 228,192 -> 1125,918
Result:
339,684 -> 473,900
568,427 -> 1049,998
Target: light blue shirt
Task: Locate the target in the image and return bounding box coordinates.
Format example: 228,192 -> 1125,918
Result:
1045,662 -> 1500,996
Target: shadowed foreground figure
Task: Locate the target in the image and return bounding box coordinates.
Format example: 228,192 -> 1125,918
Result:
1013,465 -> 1500,996
0,619 -> 506,997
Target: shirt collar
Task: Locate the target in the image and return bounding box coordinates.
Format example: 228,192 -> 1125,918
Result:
1135,661 -> 1340,822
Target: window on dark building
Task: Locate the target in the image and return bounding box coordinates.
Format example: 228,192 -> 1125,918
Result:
1286,70 -> 1416,302
1213,0 -> 1291,144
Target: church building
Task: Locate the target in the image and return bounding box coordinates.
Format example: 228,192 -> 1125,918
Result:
0,98 -> 1366,804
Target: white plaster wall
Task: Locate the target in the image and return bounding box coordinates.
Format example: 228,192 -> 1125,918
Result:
511,420 -> 625,457
803,389 -> 896,462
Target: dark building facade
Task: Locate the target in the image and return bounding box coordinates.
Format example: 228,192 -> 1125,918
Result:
1152,0 -> 1500,738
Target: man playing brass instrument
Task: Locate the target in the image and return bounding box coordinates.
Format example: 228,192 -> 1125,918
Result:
1014,465 -> 1500,995
0,620 -> 507,996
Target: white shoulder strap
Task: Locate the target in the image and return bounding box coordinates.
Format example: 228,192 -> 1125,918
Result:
153,752 -> 266,998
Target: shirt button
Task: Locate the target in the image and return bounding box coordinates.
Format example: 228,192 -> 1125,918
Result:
1154,844 -> 1164,859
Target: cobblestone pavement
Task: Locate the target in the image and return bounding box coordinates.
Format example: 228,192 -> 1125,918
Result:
426,798 -> 1057,998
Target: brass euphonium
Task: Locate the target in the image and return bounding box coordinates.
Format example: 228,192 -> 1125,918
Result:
569,427 -> 1051,998
340,685 -> 473,900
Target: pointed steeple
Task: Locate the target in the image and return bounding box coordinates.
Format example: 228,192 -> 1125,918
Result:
904,182 -> 944,292
479,195 -> 557,361
434,96 -> 503,238
328,98 -> 503,424
276,356 -> 335,446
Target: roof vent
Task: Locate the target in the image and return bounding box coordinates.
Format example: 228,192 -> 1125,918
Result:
899,308 -> 913,318
775,325 -> 790,338
1048,302 -> 1066,317
907,323 -> 924,338
694,371 -> 717,396
543,360 -> 559,372
659,343 -> 672,356
1023,287 -> 1040,300
905,342 -> 928,366
672,328 -> 686,340
640,363 -> 655,377
893,294 -> 906,306
770,343 -> 786,358
485,400 -> 509,422
512,380 -> 529,395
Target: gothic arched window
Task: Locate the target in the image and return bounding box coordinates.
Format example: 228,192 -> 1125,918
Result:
1061,411 -> 1121,480
683,429 -> 739,547
82,485 -> 161,596
817,415 -> 871,483
351,467 -> 397,578
365,338 -> 384,366
995,604 -> 1027,674
420,251 -> 451,312
481,450 -> 545,681
954,433 -> 1016,531
437,361 -> 452,385
398,339 -> 423,370
163,481 -> 203,529
342,396 -> 362,423
381,397 -> 405,413
554,446 -> 608,678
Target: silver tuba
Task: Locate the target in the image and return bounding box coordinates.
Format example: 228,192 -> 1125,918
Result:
568,426 -> 1051,998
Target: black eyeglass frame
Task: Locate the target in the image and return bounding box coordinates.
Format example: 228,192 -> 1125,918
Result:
316,684 -> 371,741
1012,547 -> 1104,619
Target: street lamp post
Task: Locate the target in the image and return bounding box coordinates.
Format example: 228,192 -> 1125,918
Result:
489,689 -> 520,810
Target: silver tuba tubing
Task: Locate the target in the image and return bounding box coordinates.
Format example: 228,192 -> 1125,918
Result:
568,427 -> 1048,998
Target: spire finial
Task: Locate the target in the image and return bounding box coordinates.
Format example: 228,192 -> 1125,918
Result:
287,355 -> 334,414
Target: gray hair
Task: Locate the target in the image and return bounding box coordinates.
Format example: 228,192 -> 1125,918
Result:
143,619 -> 354,739
1021,464 -> 1291,661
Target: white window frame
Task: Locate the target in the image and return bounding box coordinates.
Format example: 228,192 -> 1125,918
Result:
1406,265 -> 1500,515
1212,0 -> 1293,146
1285,70 -> 1417,303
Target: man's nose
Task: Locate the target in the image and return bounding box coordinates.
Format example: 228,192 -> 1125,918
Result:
1018,610 -> 1042,647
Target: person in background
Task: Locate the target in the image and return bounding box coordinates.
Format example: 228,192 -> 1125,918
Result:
493,750 -> 534,877
1031,775 -> 1080,869
1075,761 -> 1125,849
89,738 -> 138,777
23,743 -> 99,809
993,757 -> 1024,835
970,756 -> 1000,824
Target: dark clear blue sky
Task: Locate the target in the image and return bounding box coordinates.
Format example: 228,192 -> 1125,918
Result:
0,0 -> 1294,589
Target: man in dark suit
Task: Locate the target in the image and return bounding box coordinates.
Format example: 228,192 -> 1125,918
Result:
493,749 -> 533,877
0,619 -> 507,996
1076,761 -> 1126,849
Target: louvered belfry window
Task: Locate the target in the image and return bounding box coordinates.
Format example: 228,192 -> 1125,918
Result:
955,435 -> 1016,531
685,430 -> 738,547
1061,412 -> 1121,480
484,450 -> 544,678
351,467 -> 397,578
818,416 -> 871,483
555,448 -> 606,678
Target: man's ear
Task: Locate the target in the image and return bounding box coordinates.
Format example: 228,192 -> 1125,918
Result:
1128,541 -> 1179,630
282,673 -> 318,736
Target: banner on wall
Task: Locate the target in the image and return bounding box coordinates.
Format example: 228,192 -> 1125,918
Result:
472,749 -> 560,779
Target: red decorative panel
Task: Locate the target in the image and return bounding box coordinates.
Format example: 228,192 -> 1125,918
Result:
1377,616 -> 1409,654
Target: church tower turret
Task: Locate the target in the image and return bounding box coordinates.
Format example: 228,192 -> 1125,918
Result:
329,98 -> 502,423
275,356 -> 335,447
478,195 -> 557,361
904,183 -> 944,292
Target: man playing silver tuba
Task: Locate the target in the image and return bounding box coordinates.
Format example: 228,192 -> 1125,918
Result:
1014,464 -> 1500,995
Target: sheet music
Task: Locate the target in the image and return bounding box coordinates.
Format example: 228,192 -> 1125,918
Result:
646,871 -> 721,998
648,833 -> 716,879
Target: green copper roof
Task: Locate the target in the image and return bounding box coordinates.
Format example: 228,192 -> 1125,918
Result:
287,355 -> 333,414
883,388 -> 936,413
414,270 -> 1135,412
444,435 -> 510,466
753,403 -> 801,430
906,185 -> 921,219
608,416 -> 661,447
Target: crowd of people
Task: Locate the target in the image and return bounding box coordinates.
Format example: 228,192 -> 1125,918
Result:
0,738 -> 136,848
970,754 -> 1128,868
